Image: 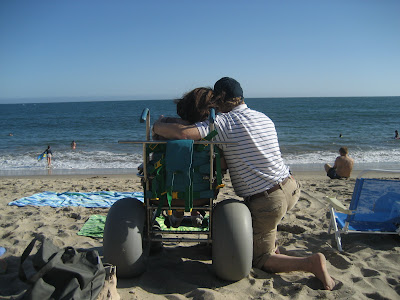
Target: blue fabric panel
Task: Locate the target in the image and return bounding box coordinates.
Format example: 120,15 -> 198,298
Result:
149,143 -> 214,199
347,178 -> 400,223
165,140 -> 194,192
335,211 -> 398,232
165,140 -> 194,173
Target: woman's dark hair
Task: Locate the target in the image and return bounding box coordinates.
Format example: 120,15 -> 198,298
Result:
175,87 -> 215,123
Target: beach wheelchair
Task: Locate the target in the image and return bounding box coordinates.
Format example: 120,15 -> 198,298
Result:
103,108 -> 253,281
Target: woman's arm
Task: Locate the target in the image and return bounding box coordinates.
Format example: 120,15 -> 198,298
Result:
153,121 -> 201,140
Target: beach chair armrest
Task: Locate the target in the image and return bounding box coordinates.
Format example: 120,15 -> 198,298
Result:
324,196 -> 353,214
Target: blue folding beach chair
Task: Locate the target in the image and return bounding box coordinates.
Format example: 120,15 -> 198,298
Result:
325,170 -> 400,252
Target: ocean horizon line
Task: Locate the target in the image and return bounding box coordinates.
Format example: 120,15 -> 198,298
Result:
1,95 -> 399,105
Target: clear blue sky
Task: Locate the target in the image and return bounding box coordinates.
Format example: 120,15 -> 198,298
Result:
1,0 -> 399,103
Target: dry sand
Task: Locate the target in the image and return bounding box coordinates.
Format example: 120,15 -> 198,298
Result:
0,171 -> 399,299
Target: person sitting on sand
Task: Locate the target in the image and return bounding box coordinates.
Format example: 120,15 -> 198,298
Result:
153,77 -> 335,290
324,147 -> 354,179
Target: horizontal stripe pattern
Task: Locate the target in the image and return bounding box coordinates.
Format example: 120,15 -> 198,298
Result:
196,104 -> 289,197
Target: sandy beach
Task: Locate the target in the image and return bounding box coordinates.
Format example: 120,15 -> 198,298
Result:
0,170 -> 399,299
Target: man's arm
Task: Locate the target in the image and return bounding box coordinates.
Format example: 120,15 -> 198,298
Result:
153,120 -> 201,140
333,156 -> 340,169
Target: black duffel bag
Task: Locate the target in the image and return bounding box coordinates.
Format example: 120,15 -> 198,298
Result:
19,237 -> 106,300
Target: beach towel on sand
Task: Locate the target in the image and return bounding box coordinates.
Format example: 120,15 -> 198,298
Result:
8,191 -> 144,208
78,214 -> 209,238
78,215 -> 108,238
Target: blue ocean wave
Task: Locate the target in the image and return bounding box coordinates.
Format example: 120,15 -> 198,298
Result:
1,97 -> 400,173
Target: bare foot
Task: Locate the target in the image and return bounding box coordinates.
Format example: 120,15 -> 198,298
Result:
308,253 -> 335,290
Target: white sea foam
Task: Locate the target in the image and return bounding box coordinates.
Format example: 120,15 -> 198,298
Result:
283,148 -> 400,165
0,150 -> 143,171
1,147 -> 400,175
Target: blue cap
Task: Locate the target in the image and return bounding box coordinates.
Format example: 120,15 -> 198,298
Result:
214,77 -> 243,98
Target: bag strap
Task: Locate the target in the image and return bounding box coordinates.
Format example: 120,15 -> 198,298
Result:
19,237 -> 66,285
19,237 -> 40,282
27,252 -> 65,284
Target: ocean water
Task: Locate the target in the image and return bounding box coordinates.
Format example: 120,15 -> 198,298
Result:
1,97 -> 399,175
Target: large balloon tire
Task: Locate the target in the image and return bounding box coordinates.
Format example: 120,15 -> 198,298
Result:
103,197 -> 146,278
212,199 -> 253,281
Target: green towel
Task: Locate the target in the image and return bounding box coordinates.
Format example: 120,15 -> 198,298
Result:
156,215 -> 209,232
77,215 -> 107,238
77,214 -> 209,238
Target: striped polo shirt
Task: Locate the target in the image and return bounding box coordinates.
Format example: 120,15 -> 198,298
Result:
195,103 -> 290,197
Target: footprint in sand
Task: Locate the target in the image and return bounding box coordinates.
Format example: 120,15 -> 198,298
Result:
277,224 -> 306,234
296,198 -> 311,209
351,276 -> 363,283
2,231 -> 12,239
296,215 -> 314,222
364,292 -> 387,299
67,212 -> 81,220
325,253 -> 352,270
1,221 -> 15,229
57,231 -> 70,238
386,277 -> 399,286
187,288 -> 221,299
361,267 -> 380,277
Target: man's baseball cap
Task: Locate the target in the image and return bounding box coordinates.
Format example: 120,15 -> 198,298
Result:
214,77 -> 243,99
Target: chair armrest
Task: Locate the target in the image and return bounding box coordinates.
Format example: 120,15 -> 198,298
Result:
324,196 -> 353,215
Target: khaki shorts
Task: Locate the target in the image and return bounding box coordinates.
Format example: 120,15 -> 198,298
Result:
245,177 -> 301,269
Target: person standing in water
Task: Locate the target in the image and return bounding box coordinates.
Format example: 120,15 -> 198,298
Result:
44,146 -> 53,167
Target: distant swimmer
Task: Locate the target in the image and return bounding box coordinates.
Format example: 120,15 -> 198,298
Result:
8,133 -> 13,136
71,140 -> 76,150
395,130 -> 399,139
339,133 -> 343,138
324,147 -> 354,179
